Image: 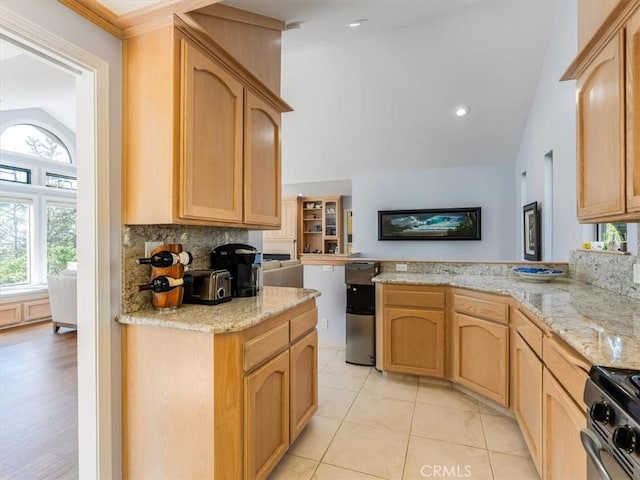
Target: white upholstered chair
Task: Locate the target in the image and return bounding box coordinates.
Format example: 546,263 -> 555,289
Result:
47,270 -> 78,332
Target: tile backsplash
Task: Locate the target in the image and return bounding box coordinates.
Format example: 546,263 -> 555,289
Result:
122,225 -> 248,313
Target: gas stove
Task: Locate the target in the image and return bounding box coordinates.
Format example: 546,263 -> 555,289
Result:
583,366 -> 640,480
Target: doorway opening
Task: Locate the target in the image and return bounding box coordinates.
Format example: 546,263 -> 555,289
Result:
1,7 -> 114,478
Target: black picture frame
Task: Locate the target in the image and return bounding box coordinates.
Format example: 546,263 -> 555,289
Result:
378,207 -> 481,241
523,201 -> 541,261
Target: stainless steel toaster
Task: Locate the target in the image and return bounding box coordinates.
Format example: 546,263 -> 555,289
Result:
183,269 -> 232,305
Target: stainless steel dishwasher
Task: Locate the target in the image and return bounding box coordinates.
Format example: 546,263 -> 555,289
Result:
345,261 -> 380,366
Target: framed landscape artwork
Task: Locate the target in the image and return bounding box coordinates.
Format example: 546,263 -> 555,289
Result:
378,207 -> 481,241
523,201 -> 541,261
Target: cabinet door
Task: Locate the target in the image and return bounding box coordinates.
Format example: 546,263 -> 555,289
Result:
290,329 -> 318,442
512,333 -> 543,476
627,8 -> 640,212
244,91 -> 281,227
577,31 -> 626,220
264,198 -> 297,240
383,308 -> 445,377
452,313 -> 509,406
244,349 -> 289,480
180,40 -> 243,223
542,368 -> 587,480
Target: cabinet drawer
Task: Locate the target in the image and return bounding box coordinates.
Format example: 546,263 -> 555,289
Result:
512,309 -> 543,357
543,336 -> 590,412
383,286 -> 445,309
453,292 -> 509,324
290,306 -> 317,342
244,322 -> 289,372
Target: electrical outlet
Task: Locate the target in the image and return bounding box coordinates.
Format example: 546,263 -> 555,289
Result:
320,318 -> 328,329
144,241 -> 164,257
395,263 -> 408,272
634,264 -> 640,284
323,265 -> 333,272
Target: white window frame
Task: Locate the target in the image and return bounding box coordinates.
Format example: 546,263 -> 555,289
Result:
0,126 -> 76,291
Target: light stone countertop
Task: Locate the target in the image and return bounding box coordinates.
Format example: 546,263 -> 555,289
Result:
373,273 -> 640,370
117,286 -> 321,334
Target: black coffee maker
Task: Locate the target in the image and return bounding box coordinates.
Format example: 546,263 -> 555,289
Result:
210,243 -> 260,297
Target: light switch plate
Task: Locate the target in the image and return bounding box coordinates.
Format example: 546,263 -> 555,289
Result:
396,263 -> 408,272
323,265 -> 333,272
145,241 -> 164,257
634,264 -> 640,284
320,318 -> 328,329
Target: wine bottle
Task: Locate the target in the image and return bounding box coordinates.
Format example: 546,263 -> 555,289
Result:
136,251 -> 193,267
137,276 -> 184,293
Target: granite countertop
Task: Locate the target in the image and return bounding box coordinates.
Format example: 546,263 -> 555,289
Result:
373,273 -> 640,370
117,286 -> 321,334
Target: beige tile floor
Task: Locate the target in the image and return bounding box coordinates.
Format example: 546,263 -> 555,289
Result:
269,345 -> 540,480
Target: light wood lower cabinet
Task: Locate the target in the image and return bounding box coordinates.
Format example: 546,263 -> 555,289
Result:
452,312 -> 509,406
542,368 -> 587,480
244,349 -> 290,480
122,300 -> 317,480
512,332 -> 543,476
379,285 -> 447,377
290,329 -> 318,442
383,307 -> 445,377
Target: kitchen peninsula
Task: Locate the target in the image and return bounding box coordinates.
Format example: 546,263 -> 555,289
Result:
117,287 -> 320,480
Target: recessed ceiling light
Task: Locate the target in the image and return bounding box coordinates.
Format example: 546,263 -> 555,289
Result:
347,19 -> 367,28
455,105 -> 470,117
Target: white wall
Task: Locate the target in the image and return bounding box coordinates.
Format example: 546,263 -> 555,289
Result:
514,0 -> 586,261
304,265 -> 347,343
2,1 -> 122,477
352,163 -> 516,259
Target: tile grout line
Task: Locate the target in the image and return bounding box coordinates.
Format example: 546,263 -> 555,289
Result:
400,376 -> 420,480
479,412 -> 497,480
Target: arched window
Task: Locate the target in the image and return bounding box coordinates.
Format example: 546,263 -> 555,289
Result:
0,124 -> 72,163
0,121 -> 76,288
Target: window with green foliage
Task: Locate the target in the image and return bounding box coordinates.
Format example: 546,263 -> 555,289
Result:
1,121 -> 76,289
47,204 -> 77,276
597,223 -> 627,245
0,200 -> 31,286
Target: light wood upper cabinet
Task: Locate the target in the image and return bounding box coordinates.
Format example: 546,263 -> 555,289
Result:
244,91 -> 282,226
122,19 -> 291,228
577,31 -> 626,220
627,8 -> 640,211
298,196 -> 343,255
181,40 -> 243,223
567,2 -> 640,222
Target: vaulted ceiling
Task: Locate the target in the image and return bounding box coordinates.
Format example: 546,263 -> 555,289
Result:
1,1 -> 561,187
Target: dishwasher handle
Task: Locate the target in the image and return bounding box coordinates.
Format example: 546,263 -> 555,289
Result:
580,429 -> 612,480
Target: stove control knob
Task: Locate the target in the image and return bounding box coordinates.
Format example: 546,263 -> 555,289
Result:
589,402 -> 612,424
612,426 -> 637,453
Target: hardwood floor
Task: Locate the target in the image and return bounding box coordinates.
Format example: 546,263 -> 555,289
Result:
0,322 -> 78,479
